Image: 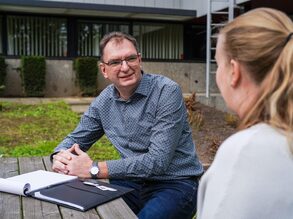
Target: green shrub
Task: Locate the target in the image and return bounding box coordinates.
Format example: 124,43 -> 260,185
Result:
75,57 -> 98,96
0,56 -> 7,95
20,56 -> 46,97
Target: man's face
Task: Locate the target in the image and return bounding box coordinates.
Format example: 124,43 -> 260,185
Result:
99,38 -> 142,93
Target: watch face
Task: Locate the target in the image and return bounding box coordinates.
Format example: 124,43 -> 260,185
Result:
91,166 -> 99,175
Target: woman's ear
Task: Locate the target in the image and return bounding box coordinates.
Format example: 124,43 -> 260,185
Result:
230,59 -> 241,88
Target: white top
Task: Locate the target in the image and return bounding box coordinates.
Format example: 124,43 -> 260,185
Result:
197,123 -> 293,219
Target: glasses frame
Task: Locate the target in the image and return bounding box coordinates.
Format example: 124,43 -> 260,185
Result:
102,53 -> 140,68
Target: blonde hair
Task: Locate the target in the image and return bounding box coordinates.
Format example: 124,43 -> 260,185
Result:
220,8 -> 293,148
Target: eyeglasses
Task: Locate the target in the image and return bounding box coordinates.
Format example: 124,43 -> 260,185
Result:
102,54 -> 139,68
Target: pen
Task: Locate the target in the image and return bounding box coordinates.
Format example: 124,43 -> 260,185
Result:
83,181 -> 117,191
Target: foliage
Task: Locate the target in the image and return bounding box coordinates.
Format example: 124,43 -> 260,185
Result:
75,57 -> 98,96
20,56 -> 46,97
224,113 -> 239,128
184,92 -> 204,130
0,56 -> 7,95
88,136 -> 120,161
0,101 -> 119,160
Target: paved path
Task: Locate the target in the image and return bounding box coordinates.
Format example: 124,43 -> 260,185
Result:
0,97 -> 94,114
0,94 -> 193,114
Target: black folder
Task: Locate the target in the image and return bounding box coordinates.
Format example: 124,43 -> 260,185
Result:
30,179 -> 133,211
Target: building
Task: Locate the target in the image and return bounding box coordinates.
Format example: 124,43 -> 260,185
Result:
0,0 -> 292,111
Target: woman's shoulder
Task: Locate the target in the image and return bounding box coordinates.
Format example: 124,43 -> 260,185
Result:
211,123 -> 290,171
220,123 -> 286,152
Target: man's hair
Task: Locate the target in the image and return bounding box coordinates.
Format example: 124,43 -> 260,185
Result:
99,32 -> 139,62
219,8 -> 293,143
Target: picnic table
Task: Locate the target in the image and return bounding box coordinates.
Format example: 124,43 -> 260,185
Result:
0,156 -> 137,219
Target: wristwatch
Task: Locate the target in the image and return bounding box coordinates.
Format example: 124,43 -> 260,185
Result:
89,161 -> 99,179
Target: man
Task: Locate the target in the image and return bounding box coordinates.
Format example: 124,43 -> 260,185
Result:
52,31 -> 203,219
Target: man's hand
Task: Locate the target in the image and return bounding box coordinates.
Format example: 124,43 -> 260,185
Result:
52,144 -> 77,174
52,144 -> 109,179
66,144 -> 93,178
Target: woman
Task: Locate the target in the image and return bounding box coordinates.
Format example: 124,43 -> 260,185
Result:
197,8 -> 293,219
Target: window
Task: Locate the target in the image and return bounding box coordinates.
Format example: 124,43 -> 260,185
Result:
184,25 -> 206,60
3,15 -> 186,60
78,21 -> 129,56
133,23 -> 183,60
7,15 -> 67,56
0,16 -> 2,54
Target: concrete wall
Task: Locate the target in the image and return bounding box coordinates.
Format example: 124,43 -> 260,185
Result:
4,59 -> 81,97
142,61 -> 219,94
3,59 -> 219,96
2,59 -> 228,111
143,62 -> 228,112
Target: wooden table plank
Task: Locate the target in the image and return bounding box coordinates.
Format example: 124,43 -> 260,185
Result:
97,198 -> 137,219
18,157 -> 62,219
0,158 -> 21,219
1,157 -> 137,219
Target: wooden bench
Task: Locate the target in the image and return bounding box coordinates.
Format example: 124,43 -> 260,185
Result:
0,156 -> 137,219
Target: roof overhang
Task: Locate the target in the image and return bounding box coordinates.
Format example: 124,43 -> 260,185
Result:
0,0 -> 197,21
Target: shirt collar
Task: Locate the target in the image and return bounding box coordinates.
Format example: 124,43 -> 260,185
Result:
134,71 -> 150,97
111,71 -> 150,100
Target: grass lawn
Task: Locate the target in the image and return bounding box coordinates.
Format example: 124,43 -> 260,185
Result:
0,101 -> 120,161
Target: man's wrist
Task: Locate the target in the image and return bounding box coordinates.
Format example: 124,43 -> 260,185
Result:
89,161 -> 100,179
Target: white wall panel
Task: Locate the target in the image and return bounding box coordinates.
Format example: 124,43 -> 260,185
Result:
40,0 -> 251,16
41,0 -> 195,10
144,0 -> 155,8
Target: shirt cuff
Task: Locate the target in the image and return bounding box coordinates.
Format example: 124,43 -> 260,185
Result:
49,151 -> 60,163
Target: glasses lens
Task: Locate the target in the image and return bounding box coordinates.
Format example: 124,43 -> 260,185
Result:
108,60 -> 121,67
125,55 -> 138,66
126,55 -> 138,62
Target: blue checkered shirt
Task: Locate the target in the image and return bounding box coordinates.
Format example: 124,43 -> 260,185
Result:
55,73 -> 203,180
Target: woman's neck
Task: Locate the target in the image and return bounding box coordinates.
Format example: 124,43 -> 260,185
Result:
236,83 -> 260,119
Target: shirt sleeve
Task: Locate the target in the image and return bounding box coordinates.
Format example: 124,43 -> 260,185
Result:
106,84 -> 186,178
54,100 -> 104,152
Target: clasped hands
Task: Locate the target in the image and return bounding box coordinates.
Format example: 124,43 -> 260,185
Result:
52,143 -> 92,178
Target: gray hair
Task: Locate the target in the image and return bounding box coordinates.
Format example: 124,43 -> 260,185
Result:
99,32 -> 139,62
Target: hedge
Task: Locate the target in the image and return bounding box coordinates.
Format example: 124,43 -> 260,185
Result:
0,56 -> 7,95
75,57 -> 98,96
20,56 -> 46,97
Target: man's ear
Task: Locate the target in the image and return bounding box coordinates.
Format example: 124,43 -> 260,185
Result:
230,59 -> 241,88
137,53 -> 142,66
99,63 -> 108,79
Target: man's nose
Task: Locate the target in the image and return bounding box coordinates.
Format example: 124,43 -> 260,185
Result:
120,60 -> 129,70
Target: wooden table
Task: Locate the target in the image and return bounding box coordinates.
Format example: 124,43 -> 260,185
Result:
0,156 -> 137,219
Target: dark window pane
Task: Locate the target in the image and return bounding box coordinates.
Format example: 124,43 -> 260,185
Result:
77,21 -> 129,57
7,15 -> 67,57
0,16 -> 2,54
133,23 -> 183,60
